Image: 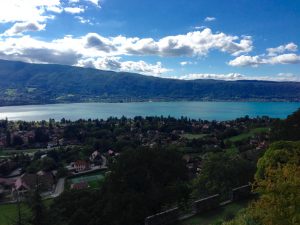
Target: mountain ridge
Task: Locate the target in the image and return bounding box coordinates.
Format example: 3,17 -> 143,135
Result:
0,59 -> 300,106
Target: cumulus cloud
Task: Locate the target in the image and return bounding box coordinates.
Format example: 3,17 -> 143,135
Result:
2,22 -> 46,36
180,61 -> 195,66
229,53 -> 300,67
64,7 -> 85,14
228,55 -> 262,67
204,17 -> 216,22
75,16 -> 92,24
267,42 -> 298,56
174,73 -> 300,82
86,0 -> 101,7
177,73 -> 243,80
85,33 -> 116,52
0,28 -> 253,65
77,57 -> 171,75
0,0 -> 99,24
229,43 -> 300,67
121,28 -> 252,57
0,0 -> 62,23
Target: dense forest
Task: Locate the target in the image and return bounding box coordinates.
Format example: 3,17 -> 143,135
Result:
1,59 -> 300,106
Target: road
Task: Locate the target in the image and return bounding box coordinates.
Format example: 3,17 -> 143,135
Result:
51,178 -> 65,198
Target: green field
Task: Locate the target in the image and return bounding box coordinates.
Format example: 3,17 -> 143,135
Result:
179,200 -> 250,225
181,133 -> 208,140
226,127 -> 269,142
0,199 -> 52,225
69,171 -> 105,189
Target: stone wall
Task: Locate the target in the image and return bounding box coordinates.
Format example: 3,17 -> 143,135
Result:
144,184 -> 253,225
145,207 -> 179,225
193,194 -> 220,214
232,184 -> 252,201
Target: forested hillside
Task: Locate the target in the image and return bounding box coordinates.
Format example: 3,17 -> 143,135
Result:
1,59 -> 300,106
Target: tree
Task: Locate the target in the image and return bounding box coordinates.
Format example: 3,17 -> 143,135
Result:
271,109 -> 300,141
223,141 -> 300,225
193,152 -> 254,199
12,135 -> 24,146
27,179 -> 48,225
250,164 -> 300,225
96,148 -> 189,225
6,131 -> 11,146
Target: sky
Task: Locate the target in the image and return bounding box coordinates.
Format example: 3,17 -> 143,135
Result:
0,0 -> 299,81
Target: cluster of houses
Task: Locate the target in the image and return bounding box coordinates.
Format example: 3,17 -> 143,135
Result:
67,150 -> 105,174
0,170 -> 56,201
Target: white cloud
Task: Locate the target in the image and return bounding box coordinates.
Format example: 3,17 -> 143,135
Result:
0,28 -> 253,62
75,16 -> 92,24
228,55 -> 262,67
229,53 -> 300,67
194,26 -> 207,30
120,28 -> 252,57
64,7 -> 85,14
268,53 -> 300,64
77,57 -> 171,75
267,42 -> 298,56
229,42 -> 300,67
0,28 -> 253,73
0,0 -> 62,23
180,61 -> 195,66
0,0 -> 100,24
0,34 -> 170,75
177,73 -> 243,80
86,0 -> 101,7
174,73 -> 300,82
204,17 -> 216,22
2,22 -> 46,36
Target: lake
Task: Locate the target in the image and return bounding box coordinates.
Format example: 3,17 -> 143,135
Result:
0,102 -> 300,121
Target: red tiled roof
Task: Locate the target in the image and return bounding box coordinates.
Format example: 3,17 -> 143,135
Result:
71,182 -> 89,190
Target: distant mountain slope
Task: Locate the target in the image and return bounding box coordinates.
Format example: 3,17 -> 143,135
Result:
0,59 -> 299,106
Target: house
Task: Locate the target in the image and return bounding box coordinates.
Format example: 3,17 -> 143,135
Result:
89,151 -> 102,165
71,182 -> 89,190
74,160 -> 90,172
13,172 -> 55,194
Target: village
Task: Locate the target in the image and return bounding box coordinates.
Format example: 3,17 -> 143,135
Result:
0,116 -> 271,203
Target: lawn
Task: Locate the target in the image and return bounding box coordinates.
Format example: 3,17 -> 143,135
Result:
181,133 -> 208,140
68,171 -> 106,189
226,127 -> 269,142
179,199 -> 250,225
0,200 -> 53,225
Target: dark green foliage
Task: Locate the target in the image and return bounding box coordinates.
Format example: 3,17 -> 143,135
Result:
193,152 -> 255,199
271,108 -> 300,141
27,190 -> 48,225
255,141 -> 300,180
0,59 -> 300,106
50,148 -> 189,225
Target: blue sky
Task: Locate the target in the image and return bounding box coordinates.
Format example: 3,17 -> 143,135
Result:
0,0 -> 299,81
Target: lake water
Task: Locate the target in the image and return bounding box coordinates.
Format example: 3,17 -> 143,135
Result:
0,102 -> 300,121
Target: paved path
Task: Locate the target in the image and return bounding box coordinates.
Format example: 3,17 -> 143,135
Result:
51,178 -> 65,198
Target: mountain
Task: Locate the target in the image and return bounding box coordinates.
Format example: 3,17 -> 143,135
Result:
0,59 -> 300,106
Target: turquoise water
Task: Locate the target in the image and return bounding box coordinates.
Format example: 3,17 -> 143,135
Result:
0,102 -> 300,121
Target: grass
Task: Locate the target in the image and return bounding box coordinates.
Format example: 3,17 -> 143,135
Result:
0,199 -> 53,225
0,148 -> 42,158
68,171 -> 106,189
226,127 -> 269,142
181,133 -> 208,140
179,199 -> 250,225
